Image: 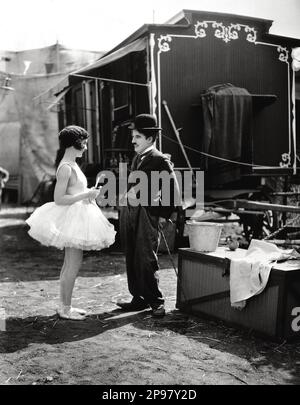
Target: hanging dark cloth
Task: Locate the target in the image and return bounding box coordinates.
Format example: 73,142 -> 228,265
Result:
201,83 -> 253,186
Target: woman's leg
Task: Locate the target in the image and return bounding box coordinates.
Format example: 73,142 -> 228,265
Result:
59,253 -> 67,298
60,247 -> 82,306
58,248 -> 85,319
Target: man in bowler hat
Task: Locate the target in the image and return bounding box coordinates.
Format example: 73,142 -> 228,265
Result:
117,113 -> 180,317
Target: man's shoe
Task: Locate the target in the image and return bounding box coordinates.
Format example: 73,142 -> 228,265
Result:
116,300 -> 150,312
152,304 -> 166,317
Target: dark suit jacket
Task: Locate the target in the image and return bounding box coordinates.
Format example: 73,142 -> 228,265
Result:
128,148 -> 180,219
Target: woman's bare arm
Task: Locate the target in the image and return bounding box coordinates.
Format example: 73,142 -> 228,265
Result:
54,165 -> 96,205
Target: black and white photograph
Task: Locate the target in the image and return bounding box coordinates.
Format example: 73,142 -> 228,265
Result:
1,0 -> 300,389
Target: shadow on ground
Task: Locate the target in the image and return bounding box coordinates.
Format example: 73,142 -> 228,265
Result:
0,309 -> 149,352
2,306 -> 300,384
2,207 -> 300,385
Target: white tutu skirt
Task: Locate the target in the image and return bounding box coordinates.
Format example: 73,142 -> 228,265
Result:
26,200 -> 116,251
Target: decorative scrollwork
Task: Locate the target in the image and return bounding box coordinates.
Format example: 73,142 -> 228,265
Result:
194,21 -> 257,43
195,21 -> 209,38
279,153 -> 291,167
277,46 -> 289,63
158,35 -> 172,52
244,26 -> 257,43
213,22 -> 241,43
292,48 -> 300,71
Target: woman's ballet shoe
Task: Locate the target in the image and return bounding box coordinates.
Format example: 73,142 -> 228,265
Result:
71,307 -> 87,315
56,306 -> 86,321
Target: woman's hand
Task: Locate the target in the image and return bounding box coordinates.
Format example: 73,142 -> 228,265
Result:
87,187 -> 100,200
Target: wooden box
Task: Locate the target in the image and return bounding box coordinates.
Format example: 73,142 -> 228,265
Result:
176,247 -> 300,341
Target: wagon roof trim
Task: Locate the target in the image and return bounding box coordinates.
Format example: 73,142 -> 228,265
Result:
101,9 -> 300,59
165,9 -> 274,27
102,9 -> 273,57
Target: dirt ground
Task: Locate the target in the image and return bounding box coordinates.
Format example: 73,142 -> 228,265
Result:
1,205 -> 300,386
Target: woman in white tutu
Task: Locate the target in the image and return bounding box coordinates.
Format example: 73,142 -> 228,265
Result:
26,125 -> 116,320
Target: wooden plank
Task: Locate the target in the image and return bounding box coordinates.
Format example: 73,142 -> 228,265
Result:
267,240 -> 300,245
204,207 -> 264,216
234,199 -> 300,213
251,167 -> 293,176
271,192 -> 300,197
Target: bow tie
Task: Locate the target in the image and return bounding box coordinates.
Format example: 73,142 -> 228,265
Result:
132,150 -> 152,170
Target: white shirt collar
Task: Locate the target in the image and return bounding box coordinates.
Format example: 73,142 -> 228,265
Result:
139,145 -> 154,158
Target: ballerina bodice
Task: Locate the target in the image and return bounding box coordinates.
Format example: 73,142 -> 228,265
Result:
56,161 -> 88,195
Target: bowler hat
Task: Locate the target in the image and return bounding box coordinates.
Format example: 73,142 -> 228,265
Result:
129,114 -> 161,131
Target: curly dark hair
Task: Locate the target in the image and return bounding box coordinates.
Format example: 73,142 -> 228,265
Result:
55,125 -> 89,168
58,125 -> 89,150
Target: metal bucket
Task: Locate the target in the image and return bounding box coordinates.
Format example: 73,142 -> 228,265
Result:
186,221 -> 223,252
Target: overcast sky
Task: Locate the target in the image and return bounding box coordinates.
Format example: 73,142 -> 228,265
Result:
1,0 -> 299,52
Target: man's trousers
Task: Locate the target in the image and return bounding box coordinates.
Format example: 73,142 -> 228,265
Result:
119,205 -> 164,307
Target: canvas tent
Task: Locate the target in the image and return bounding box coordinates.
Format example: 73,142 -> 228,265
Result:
0,44 -> 103,203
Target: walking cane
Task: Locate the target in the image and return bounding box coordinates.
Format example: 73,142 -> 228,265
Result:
158,222 -> 188,302
158,222 -> 178,276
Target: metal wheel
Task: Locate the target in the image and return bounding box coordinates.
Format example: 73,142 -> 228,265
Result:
238,191 -> 279,243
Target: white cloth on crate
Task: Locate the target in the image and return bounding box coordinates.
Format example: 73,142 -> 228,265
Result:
26,161 -> 116,250
230,239 -> 295,309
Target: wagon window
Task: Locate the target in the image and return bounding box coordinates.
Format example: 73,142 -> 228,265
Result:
114,84 -> 129,110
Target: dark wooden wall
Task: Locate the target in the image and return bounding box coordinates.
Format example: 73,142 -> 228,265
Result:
154,19 -> 294,175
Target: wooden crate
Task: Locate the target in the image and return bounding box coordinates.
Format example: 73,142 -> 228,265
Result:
176,247 -> 300,341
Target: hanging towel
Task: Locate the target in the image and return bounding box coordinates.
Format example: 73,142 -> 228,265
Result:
230,239 -> 297,309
